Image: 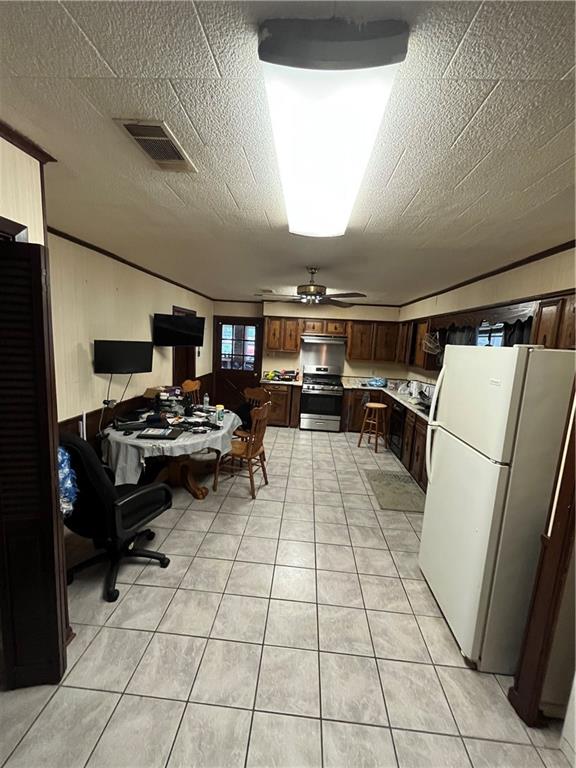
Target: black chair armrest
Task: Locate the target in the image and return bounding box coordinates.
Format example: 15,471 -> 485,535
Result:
114,483 -> 173,537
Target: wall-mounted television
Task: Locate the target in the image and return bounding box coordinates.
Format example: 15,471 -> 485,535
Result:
93,340 -> 153,374
153,314 -> 205,347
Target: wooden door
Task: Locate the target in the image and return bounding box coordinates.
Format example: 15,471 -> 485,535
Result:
302,319 -> 325,334
396,322 -> 413,364
411,419 -> 427,489
0,242 -> 67,687
350,390 -> 370,431
264,318 -> 283,352
558,295 -> 576,349
283,319 -> 301,352
172,306 -> 196,386
412,320 -> 429,369
347,322 -> 374,360
373,322 -> 399,361
402,411 -> 416,468
213,317 -> 263,410
268,385 -> 291,426
533,299 -> 563,348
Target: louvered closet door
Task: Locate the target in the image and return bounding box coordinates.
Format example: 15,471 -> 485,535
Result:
0,242 -> 67,688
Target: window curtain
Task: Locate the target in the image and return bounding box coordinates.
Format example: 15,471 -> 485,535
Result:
503,318 -> 532,346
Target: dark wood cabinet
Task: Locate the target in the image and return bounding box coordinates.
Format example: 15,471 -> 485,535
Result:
325,320 -> 347,335
283,319 -> 301,352
395,322 -> 412,364
347,321 -> 375,361
267,384 -> 291,426
373,322 -> 399,362
412,319 -> 430,369
411,418 -> 427,490
558,295 -> 576,349
402,410 -> 416,469
265,318 -> 283,352
533,299 -> 563,348
289,386 -> 301,428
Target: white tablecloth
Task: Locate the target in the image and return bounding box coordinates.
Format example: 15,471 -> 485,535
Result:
102,412 -> 242,485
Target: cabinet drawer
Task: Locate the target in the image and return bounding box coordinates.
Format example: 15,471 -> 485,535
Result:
267,384 -> 290,392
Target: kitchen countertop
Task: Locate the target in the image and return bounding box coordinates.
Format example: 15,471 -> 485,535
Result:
260,379 -> 302,387
342,379 -> 430,421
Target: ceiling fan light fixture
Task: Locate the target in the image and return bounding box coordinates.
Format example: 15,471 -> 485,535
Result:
259,19 -> 409,238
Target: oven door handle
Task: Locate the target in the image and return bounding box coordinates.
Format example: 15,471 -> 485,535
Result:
302,390 -> 343,396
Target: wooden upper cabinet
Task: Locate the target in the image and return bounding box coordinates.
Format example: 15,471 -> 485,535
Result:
558,295 -> 575,350
325,320 -> 347,335
533,299 -> 563,348
412,319 -> 430,369
373,322 -> 399,362
302,319 -> 325,334
395,322 -> 412,364
347,321 -> 375,360
265,318 -> 283,351
283,319 -> 301,352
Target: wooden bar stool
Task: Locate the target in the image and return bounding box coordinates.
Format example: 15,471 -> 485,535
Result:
358,402 -> 388,453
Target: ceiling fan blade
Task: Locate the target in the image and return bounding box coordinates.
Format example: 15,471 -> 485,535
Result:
321,298 -> 357,307
325,292 -> 367,299
255,293 -> 299,300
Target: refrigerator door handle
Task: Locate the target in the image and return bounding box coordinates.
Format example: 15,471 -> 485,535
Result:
426,423 -> 438,484
428,364 -> 446,427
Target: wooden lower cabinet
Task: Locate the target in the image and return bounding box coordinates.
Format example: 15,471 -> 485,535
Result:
401,411 -> 416,469
410,418 -> 428,490
289,386 -> 301,428
267,384 -> 291,426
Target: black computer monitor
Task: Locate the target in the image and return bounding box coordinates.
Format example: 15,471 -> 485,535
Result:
93,340 -> 153,374
153,314 -> 205,347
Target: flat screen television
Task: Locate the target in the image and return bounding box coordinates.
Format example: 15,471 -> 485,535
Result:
153,314 -> 205,347
93,340 -> 153,374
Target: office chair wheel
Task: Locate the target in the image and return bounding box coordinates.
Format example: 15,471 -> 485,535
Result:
144,529 -> 155,541
160,556 -> 170,568
106,588 -> 120,602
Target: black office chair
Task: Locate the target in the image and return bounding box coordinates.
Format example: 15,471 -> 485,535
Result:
60,432 -> 172,602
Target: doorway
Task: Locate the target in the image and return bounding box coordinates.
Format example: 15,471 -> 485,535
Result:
171,305 -> 196,386
213,316 -> 263,409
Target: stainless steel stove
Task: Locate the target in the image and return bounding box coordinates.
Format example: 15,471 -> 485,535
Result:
300,351 -> 345,431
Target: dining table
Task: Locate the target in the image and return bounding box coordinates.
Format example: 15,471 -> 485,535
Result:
103,411 -> 242,499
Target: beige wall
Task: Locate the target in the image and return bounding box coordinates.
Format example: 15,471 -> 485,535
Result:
214,301 -> 263,317
264,301 -> 399,321
400,247 -> 576,321
49,234 -> 214,421
0,137 -> 44,244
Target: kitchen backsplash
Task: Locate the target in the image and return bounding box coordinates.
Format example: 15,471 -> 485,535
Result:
261,352 -> 439,385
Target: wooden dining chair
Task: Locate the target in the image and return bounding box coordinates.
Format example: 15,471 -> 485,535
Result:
234,386 -> 271,439
214,402 -> 270,499
181,379 -> 201,404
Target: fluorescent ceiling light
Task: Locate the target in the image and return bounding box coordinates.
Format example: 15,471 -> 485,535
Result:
259,18 -> 409,238
262,62 -> 399,237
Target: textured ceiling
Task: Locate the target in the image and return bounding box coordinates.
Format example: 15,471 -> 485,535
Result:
1,1 -> 574,304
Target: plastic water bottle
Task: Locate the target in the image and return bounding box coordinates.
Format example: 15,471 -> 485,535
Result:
203,392 -> 210,409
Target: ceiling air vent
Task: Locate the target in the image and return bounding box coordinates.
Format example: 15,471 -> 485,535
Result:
115,119 -> 196,172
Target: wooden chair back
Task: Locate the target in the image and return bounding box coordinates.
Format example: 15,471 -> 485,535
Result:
244,386 -> 271,408
181,379 -> 201,404
245,402 -> 270,458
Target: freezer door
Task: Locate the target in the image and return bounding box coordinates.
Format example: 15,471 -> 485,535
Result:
419,427 -> 510,663
434,346 -> 529,463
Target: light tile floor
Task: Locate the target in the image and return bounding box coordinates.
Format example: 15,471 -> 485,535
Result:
1,428 -> 570,768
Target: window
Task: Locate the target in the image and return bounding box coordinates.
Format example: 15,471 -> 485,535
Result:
477,321 -> 504,347
220,323 -> 257,371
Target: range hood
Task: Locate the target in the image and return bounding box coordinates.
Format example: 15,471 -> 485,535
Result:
301,335 -> 346,344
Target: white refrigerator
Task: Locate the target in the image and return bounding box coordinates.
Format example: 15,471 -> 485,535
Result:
419,345 -> 575,674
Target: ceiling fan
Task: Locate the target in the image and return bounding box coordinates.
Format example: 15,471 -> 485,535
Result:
256,266 -> 367,307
